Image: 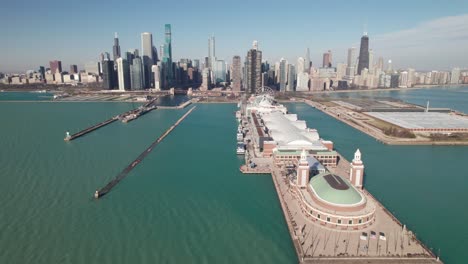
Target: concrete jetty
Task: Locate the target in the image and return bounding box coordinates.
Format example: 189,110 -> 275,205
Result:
64,117 -> 118,141
94,106 -> 197,199
64,99 -> 158,141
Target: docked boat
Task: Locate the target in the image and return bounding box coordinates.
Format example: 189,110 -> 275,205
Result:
237,132 -> 243,141
236,142 -> 246,155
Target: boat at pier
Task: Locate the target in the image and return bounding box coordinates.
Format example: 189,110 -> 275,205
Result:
236,142 -> 245,155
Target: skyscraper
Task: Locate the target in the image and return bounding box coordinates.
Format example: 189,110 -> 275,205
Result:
377,57 -> 384,71
113,32 -> 121,61
296,72 -> 309,91
130,57 -> 144,90
304,48 -> 310,73
141,32 -> 154,88
357,33 -> 370,75
346,47 -> 356,77
286,64 -> 296,92
141,32 -> 153,63
152,64 -> 161,91
201,68 -> 211,91
231,56 -> 241,91
163,24 -> 173,83
322,50 -> 332,68
208,35 -> 215,68
297,57 -> 305,74
451,68 -> 461,84
368,49 -> 374,73
102,60 -> 115,89
279,58 -> 287,91
213,60 -> 226,83
116,58 -> 130,91
38,66 -> 45,81
246,41 -> 262,93
49,60 -> 62,74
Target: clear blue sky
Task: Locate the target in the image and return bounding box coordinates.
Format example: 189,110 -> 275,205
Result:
2,0 -> 468,72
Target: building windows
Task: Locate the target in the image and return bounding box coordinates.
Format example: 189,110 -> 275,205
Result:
310,210 -> 313,215
317,214 -> 321,219
337,219 -> 342,224
348,219 -> 353,225
358,219 -> 362,224
326,217 -> 331,222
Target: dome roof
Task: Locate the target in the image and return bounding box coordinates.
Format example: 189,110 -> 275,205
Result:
309,173 -> 364,206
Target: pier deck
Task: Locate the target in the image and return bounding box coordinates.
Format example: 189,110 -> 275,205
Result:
94,106 -> 197,198
64,98 -> 158,141
64,117 -> 118,141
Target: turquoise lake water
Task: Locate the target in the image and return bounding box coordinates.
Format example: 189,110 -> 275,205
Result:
0,101 -> 296,264
1,86 -> 467,263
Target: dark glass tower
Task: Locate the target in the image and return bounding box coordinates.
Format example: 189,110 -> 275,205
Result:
113,33 -> 121,61
357,33 -> 369,75
163,24 -> 173,85
102,60 -> 115,89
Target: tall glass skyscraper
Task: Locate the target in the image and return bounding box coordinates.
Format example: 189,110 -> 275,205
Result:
213,60 -> 226,83
141,32 -> 154,88
208,35 -> 215,68
279,58 -> 287,91
130,57 -> 144,90
162,24 -> 173,86
357,33 -> 370,75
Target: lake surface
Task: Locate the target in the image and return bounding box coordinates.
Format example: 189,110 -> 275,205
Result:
0,102 -> 296,263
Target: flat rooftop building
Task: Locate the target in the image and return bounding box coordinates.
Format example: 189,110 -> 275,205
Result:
366,112 -> 468,132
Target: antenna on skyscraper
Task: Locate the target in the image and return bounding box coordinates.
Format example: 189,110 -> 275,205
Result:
363,23 -> 368,36
115,32 -> 118,38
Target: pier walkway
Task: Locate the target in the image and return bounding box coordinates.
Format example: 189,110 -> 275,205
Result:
94,106 -> 197,199
64,117 -> 118,141
64,98 -> 158,141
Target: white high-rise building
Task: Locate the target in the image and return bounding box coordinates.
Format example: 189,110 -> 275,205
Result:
451,68 -> 461,84
152,64 -> 161,91
407,68 -> 415,87
116,58 -> 130,91
346,47 -> 356,77
296,72 -> 309,91
368,49 -> 374,73
208,35 -> 216,68
297,57 -> 305,74
399,71 -> 408,88
336,63 -> 347,80
304,48 -> 310,73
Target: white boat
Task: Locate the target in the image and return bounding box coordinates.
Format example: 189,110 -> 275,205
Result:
236,142 -> 245,155
237,132 -> 243,141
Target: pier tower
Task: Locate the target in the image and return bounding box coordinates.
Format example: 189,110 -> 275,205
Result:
296,149 -> 310,188
350,149 -> 365,189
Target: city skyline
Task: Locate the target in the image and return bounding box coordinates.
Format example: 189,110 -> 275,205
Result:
2,0 -> 468,72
